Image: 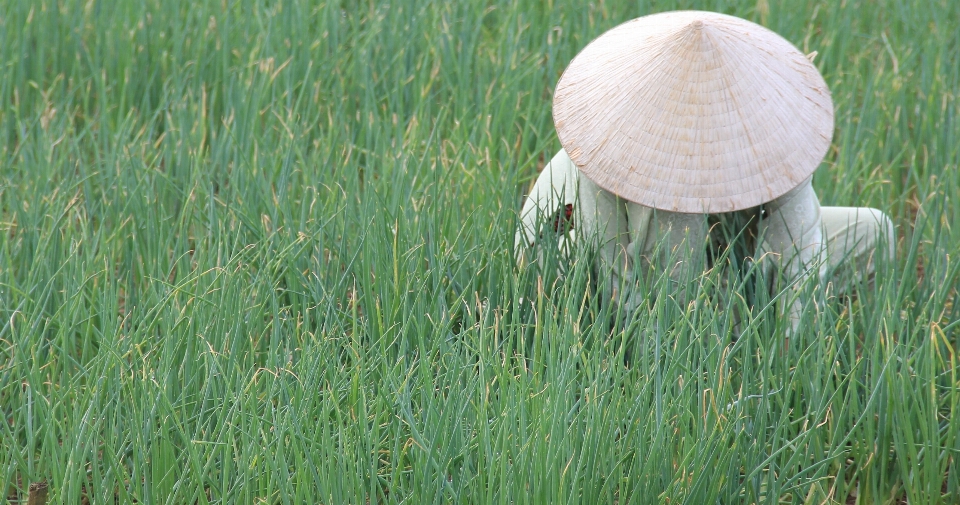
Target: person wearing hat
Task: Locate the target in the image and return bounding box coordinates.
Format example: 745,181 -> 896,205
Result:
516,11 -> 895,330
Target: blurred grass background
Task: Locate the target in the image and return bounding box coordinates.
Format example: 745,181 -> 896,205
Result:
0,0 -> 958,503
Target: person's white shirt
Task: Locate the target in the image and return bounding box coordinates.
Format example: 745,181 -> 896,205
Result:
517,149 -> 894,331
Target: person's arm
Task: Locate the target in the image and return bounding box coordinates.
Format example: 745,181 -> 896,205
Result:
578,172 -> 632,304
516,150 -> 581,252
758,176 -> 825,332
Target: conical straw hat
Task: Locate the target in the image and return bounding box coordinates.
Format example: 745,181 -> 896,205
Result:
553,11 -> 834,213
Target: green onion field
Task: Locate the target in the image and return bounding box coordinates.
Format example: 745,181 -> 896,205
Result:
1,0 -> 958,503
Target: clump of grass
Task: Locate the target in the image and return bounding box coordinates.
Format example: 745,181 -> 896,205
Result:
1,0 -> 958,503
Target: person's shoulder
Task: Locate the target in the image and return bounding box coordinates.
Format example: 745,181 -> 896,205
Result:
547,148 -> 575,170
767,176 -> 817,208
537,148 -> 580,185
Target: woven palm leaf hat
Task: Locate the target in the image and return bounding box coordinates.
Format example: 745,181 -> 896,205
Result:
553,10 -> 834,213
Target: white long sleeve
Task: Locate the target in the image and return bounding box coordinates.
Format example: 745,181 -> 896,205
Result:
757,177 -> 824,332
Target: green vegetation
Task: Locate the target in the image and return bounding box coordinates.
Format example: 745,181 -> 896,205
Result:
1,0 -> 957,503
